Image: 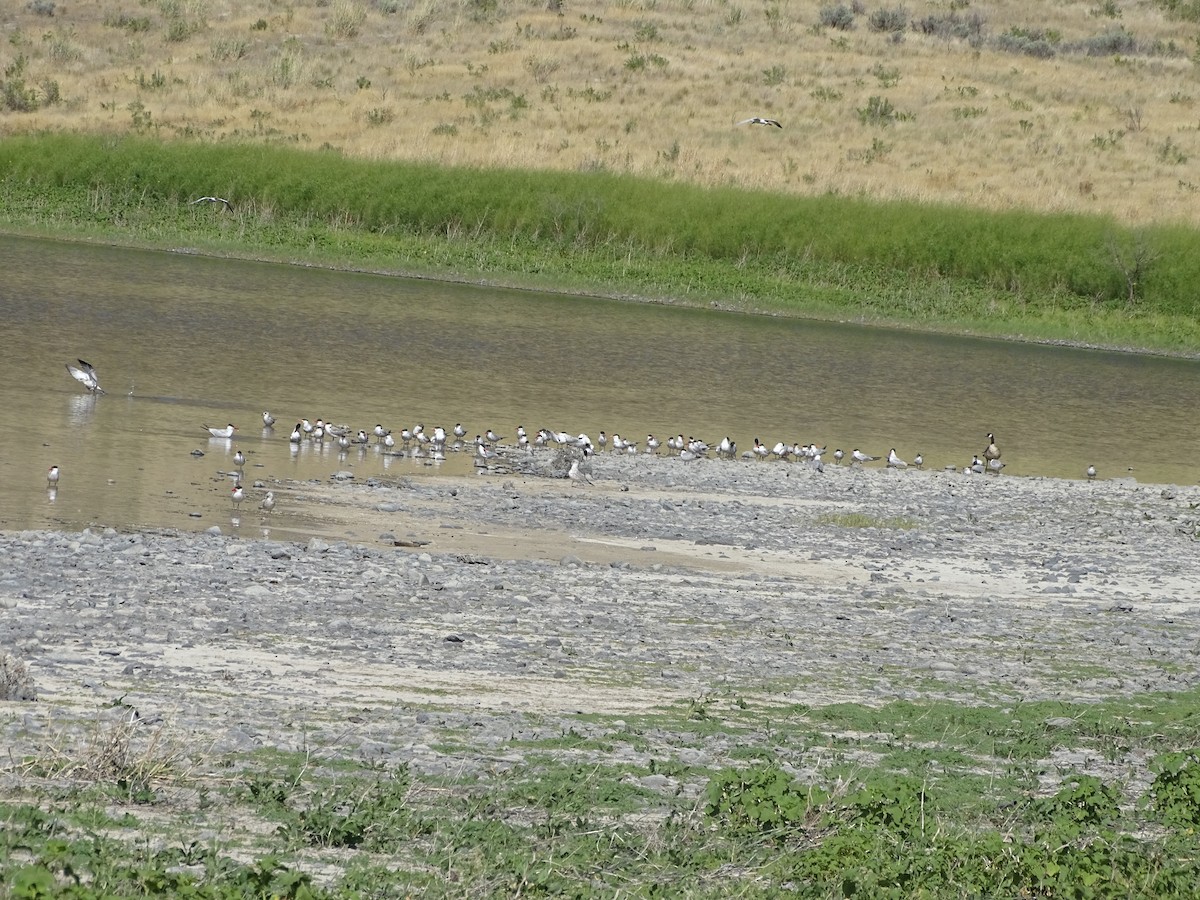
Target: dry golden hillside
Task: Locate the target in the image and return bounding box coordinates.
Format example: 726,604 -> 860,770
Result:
2,0 -> 1199,224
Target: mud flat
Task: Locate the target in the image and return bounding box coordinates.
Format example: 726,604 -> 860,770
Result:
3,451 -> 1199,771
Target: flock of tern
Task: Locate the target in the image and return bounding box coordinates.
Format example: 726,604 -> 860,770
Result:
57,360 -> 1102,518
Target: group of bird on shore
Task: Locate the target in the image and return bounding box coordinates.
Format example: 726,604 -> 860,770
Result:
58,359 -> 1101,517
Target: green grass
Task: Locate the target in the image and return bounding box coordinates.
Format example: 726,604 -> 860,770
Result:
7,687 -> 1200,895
3,133 -> 1200,355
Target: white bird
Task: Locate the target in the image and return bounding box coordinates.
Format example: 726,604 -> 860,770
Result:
718,436 -> 734,459
204,423 -> 237,439
231,483 -> 245,508
987,458 -> 1005,475
192,196 -> 233,211
47,465 -> 60,488
913,453 -> 924,469
485,429 -> 504,444
289,423 -> 303,443
851,449 -> 879,465
752,438 -> 769,461
969,456 -> 986,475
646,434 -> 661,455
383,431 -> 395,450
375,424 -> 387,443
477,443 -> 498,461
262,411 -> 275,428
568,458 -> 593,484
833,449 -> 845,465
771,441 -> 790,461
1087,464 -> 1097,481
301,418 -> 314,436
737,116 -> 783,128
611,433 -> 626,452
453,423 -> 467,441
233,448 -> 246,470
260,490 -> 276,514
356,430 -> 369,444
886,449 -> 908,469
66,359 -> 105,394
597,431 -> 608,452
811,454 -> 824,473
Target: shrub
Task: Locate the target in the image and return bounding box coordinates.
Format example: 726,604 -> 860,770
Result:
867,5 -> 908,32
1078,27 -> 1137,55
913,10 -> 986,42
995,28 -> 1058,58
819,3 -> 856,30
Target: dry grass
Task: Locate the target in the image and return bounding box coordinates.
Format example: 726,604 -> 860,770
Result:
2,0 -> 1198,224
0,651 -> 37,701
18,707 -> 198,801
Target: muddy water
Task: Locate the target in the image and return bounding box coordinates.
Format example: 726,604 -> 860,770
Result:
2,234 -> 1197,541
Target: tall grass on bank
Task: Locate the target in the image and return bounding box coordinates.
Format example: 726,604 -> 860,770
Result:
3,133 -> 1200,351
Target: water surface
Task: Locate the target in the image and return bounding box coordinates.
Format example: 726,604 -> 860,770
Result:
2,234 -> 1197,541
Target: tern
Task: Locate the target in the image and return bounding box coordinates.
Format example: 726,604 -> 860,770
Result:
289,423 -> 303,443
833,449 -> 845,465
987,458 -> 1005,475
485,429 -> 504,443
233,449 -> 246,470
646,434 -> 661,455
737,116 -> 782,128
66,359 -> 105,394
374,424 -> 387,443
1087,464 -> 1097,481
913,452 -> 924,469
568,459 -> 593,484
886,449 -> 908,469
47,465 -> 60,488
231,483 -> 245,508
262,411 -> 276,428
383,431 -> 395,450
204,423 -> 237,439
261,490 -> 276,514
851,449 -> 879,465
192,196 -> 233,211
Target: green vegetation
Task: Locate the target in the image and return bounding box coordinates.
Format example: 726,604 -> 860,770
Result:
6,689 -> 1200,895
2,134 -> 1200,355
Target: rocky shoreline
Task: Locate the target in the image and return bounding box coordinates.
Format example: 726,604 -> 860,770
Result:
3,452 -> 1199,776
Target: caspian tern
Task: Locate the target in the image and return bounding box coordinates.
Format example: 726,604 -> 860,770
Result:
47,465 -> 60,488
66,359 -> 105,394
231,483 -> 245,508
192,196 -> 233,211
737,116 -> 782,128
851,449 -> 879,464
204,423 -> 237,439
887,449 -> 908,468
